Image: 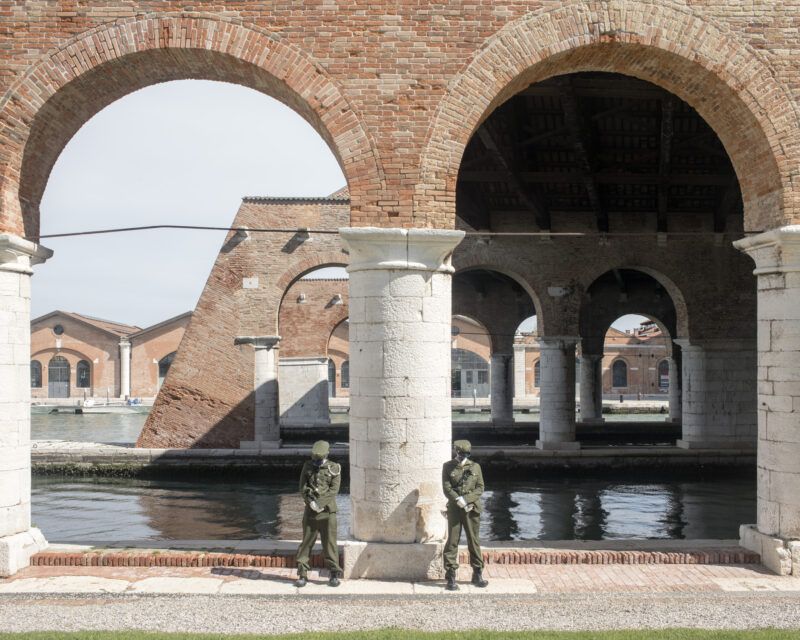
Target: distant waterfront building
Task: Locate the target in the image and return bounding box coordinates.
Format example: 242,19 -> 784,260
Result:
30,311 -> 191,400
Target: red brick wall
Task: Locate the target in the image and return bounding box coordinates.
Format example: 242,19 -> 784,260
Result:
30,315 -> 121,399
1,3 -> 799,237
138,197 -> 350,448
130,315 -> 190,398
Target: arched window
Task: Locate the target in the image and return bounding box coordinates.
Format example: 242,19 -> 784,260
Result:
341,360 -> 349,389
612,360 -> 628,388
30,361 -> 42,388
158,352 -> 176,390
534,360 -> 541,388
658,359 -> 670,391
76,360 -> 91,388
328,359 -> 337,398
48,356 -> 70,398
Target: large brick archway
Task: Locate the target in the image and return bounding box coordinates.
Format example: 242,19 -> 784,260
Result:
416,1 -> 798,231
0,15 -> 383,238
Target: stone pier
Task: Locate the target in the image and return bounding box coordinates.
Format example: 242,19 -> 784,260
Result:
675,338 -> 757,449
236,336 -> 281,449
536,337 -> 580,450
579,353 -> 604,423
735,227 -> 800,576
118,338 -> 131,399
339,227 -> 463,579
0,234 -> 51,577
490,353 -> 514,423
668,354 -> 682,423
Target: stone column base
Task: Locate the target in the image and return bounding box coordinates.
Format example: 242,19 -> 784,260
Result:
342,541 -> 444,580
740,524 -> 799,576
535,439 -> 581,451
0,528 -> 48,577
239,440 -> 282,450
676,439 -> 756,450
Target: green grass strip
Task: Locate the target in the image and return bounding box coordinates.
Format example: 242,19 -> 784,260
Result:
1,630 -> 799,640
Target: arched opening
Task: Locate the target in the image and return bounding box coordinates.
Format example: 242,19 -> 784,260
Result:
157,352 -> 176,391
76,360 -> 91,389
30,361 -> 42,389
611,360 -> 628,389
47,356 -> 70,399
340,361 -> 350,391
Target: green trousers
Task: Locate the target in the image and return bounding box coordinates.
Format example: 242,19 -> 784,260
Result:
443,506 -> 485,572
295,508 -> 341,576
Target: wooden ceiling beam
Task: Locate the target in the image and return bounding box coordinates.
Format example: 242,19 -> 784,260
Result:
557,78 -> 608,232
476,124 -> 551,230
657,97 -> 675,233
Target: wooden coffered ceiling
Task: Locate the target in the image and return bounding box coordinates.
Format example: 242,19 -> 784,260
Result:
456,72 -> 742,233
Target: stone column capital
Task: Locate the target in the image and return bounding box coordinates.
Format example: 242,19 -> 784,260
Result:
734,225 -> 800,275
537,335 -> 580,350
234,335 -> 281,350
0,234 -> 52,274
118,337 -> 131,347
339,227 -> 464,273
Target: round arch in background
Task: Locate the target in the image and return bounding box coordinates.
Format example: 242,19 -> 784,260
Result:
417,1 -> 795,231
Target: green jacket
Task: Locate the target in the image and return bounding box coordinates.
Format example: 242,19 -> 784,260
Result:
299,459 -> 341,513
442,458 -> 484,513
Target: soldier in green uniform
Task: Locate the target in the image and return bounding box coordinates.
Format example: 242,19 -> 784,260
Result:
442,439 -> 489,591
294,440 -> 342,588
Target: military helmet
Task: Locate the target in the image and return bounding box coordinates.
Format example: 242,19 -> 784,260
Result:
311,440 -> 330,459
453,439 -> 472,455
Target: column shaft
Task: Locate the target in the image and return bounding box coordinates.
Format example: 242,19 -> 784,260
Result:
0,234 -> 51,576
735,226 -> 800,575
513,344 -> 526,400
236,336 -> 281,448
675,338 -> 756,449
579,354 -> 604,423
536,337 -> 580,450
119,339 -> 131,399
668,355 -> 682,423
341,227 -> 463,544
490,353 -> 514,423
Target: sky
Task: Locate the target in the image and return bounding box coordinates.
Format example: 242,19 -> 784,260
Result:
34,79 -> 646,333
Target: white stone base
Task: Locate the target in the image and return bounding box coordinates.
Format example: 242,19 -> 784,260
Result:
341,541 -> 444,580
0,528 -> 48,577
739,524 -> 797,576
536,439 -> 581,451
677,439 -> 756,450
239,440 -> 282,450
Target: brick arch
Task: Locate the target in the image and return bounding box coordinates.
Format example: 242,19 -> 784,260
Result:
0,14 -> 383,238
417,1 -> 796,231
453,258 -> 546,335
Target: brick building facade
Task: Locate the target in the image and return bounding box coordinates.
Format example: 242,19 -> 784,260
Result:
30,310 -> 189,401
3,1 -> 800,576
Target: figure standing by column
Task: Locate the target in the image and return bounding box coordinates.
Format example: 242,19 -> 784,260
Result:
442,440 -> 488,591
294,440 -> 342,587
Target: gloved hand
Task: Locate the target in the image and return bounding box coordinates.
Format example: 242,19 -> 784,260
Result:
456,496 -> 467,509
309,500 -> 323,513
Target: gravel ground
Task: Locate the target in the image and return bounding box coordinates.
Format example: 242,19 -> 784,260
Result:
2,592 -> 800,633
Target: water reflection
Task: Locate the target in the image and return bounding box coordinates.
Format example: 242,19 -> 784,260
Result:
32,475 -> 754,543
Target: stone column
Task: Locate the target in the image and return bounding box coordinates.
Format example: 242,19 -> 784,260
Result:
490,353 -> 514,423
579,354 -> 604,423
339,227 -> 463,579
118,338 -> 131,399
536,336 -> 580,450
674,338 -> 756,449
668,354 -> 682,423
735,227 -> 800,576
0,234 -> 52,577
235,336 -> 281,449
513,343 -> 527,400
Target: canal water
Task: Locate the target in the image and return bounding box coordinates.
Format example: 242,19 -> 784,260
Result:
31,408 -> 752,543
32,474 -> 754,544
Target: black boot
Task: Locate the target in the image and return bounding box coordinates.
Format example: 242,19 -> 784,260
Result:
294,575 -> 307,588
445,570 -> 459,591
327,571 -> 341,587
471,568 -> 488,588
